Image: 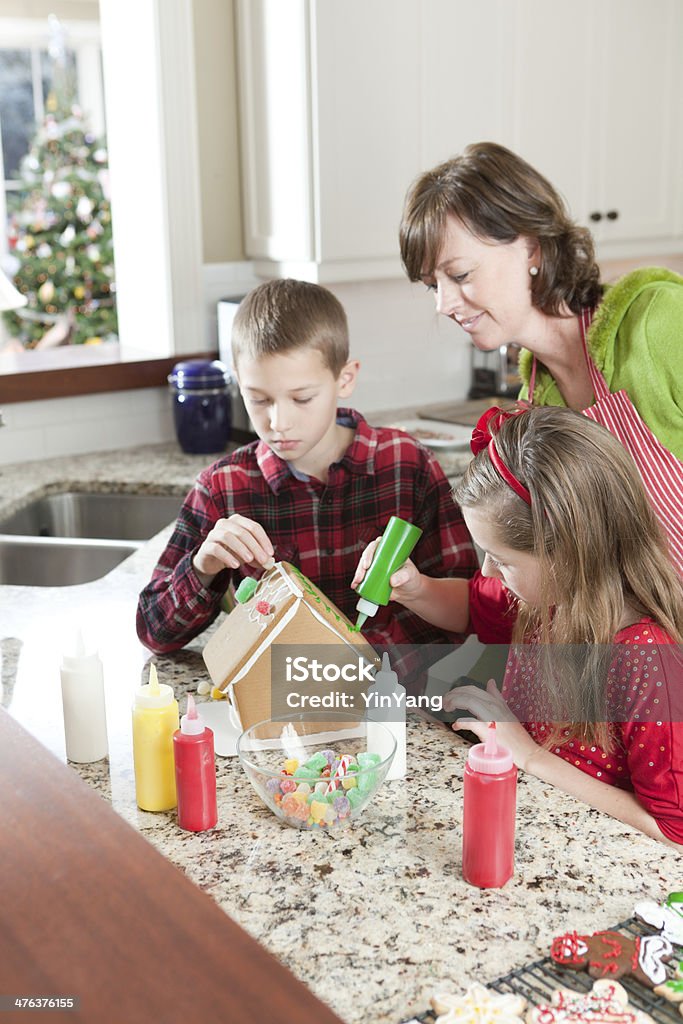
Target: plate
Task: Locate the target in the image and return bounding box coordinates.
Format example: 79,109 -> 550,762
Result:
389,418 -> 472,451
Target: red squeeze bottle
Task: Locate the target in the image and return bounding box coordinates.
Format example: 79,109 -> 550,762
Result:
461,723 -> 517,888
173,694 -> 218,832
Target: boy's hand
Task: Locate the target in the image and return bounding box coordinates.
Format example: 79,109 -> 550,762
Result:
350,538 -> 424,603
192,514 -> 274,581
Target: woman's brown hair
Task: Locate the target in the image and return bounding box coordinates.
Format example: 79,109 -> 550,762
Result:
400,142 -> 602,316
454,406 -> 683,748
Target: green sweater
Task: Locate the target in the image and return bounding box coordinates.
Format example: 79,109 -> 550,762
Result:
518,267 -> 683,461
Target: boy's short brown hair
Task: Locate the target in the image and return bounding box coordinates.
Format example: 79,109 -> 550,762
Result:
231,278 -> 350,377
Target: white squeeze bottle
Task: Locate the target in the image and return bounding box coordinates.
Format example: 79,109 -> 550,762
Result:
366,653 -> 406,780
59,629 -> 109,763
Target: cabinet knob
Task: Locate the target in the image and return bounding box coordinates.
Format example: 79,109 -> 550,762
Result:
589,211 -> 603,222
606,209 -> 619,221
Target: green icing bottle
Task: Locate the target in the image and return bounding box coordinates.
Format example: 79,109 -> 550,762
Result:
354,516 -> 422,629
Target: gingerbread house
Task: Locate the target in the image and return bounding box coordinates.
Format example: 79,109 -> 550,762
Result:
202,562 -> 380,731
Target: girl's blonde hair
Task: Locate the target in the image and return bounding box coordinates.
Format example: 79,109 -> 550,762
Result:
454,407 -> 683,748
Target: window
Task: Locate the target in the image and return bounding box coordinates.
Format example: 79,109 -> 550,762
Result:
0,17 -> 107,348
0,17 -> 104,263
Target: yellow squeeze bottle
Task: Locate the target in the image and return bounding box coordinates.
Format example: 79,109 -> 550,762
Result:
132,663 -> 179,811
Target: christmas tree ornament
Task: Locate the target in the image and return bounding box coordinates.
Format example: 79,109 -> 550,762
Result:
38,281 -> 55,304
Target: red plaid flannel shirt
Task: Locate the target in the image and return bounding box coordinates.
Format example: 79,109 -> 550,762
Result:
136,409 -> 477,654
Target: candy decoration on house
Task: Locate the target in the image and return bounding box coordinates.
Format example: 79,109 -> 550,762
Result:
550,930 -> 673,988
234,576 -> 259,604
2,16 -> 117,349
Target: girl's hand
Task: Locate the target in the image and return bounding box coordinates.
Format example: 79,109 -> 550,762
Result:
447,679 -> 540,770
193,514 -> 274,580
350,539 -> 424,604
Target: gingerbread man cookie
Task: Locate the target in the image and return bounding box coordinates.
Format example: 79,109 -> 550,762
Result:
635,894 -> 683,946
431,983 -> 527,1024
550,930 -> 673,988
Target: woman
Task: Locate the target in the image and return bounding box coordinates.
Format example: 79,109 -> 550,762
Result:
399,141 -> 683,572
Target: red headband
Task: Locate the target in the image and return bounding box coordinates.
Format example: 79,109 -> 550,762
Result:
470,406 -> 532,506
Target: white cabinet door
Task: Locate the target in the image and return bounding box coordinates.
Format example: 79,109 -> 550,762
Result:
508,0 -> 682,252
313,0 -> 421,266
417,0 -> 516,168
505,0 -> 597,231
590,0 -> 682,248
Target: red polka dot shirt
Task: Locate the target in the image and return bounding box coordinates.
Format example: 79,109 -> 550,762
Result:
468,573 -> 683,844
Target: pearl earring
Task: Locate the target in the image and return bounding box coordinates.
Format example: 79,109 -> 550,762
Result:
529,266 -> 539,277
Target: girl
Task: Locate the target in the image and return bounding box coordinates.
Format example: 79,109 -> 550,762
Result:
352,406 -> 683,845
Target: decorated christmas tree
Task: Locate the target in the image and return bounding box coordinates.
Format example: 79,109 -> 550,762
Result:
2,23 -> 117,348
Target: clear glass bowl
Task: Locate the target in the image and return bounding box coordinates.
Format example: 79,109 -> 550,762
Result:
237,712 -> 397,830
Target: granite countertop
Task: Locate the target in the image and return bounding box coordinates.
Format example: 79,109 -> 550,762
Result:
1,441 -> 680,1024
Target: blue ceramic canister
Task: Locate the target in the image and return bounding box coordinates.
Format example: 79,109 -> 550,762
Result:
168,360 -> 233,454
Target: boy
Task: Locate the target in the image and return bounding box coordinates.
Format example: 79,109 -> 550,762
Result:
137,278 -> 477,654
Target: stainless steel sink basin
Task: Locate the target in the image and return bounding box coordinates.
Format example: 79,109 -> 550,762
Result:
0,491 -> 182,586
0,535 -> 140,587
0,492 -> 182,541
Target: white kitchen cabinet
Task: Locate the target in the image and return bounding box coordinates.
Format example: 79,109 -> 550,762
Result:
235,0 -> 683,283
505,0 -> 683,255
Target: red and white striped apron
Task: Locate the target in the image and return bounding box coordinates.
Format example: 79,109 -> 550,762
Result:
529,307 -> 683,574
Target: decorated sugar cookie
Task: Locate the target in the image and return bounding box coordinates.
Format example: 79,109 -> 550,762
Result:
526,979 -> 654,1024
635,893 -> 683,946
430,982 -> 527,1024
550,930 -> 673,988
654,960 -> 683,1015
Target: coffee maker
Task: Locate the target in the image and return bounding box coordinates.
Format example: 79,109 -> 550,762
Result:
468,343 -> 521,399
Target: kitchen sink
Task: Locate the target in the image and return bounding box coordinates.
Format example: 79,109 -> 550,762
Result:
0,491 -> 182,541
0,535 -> 140,587
0,491 -> 182,587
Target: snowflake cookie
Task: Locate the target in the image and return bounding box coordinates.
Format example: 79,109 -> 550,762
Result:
430,982 -> 527,1024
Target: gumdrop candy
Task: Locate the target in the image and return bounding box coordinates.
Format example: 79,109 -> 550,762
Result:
321,749 -> 336,765
255,599 -> 273,616
265,777 -> 281,795
281,794 -> 299,817
235,576 -> 258,604
333,796 -> 350,817
323,804 -> 336,824
310,800 -> 327,822
341,775 -> 357,790
296,782 -> 311,796
357,752 -> 381,768
347,787 -> 364,808
304,752 -> 328,773
283,758 -> 299,774
357,770 -> 376,794
280,777 -> 297,794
